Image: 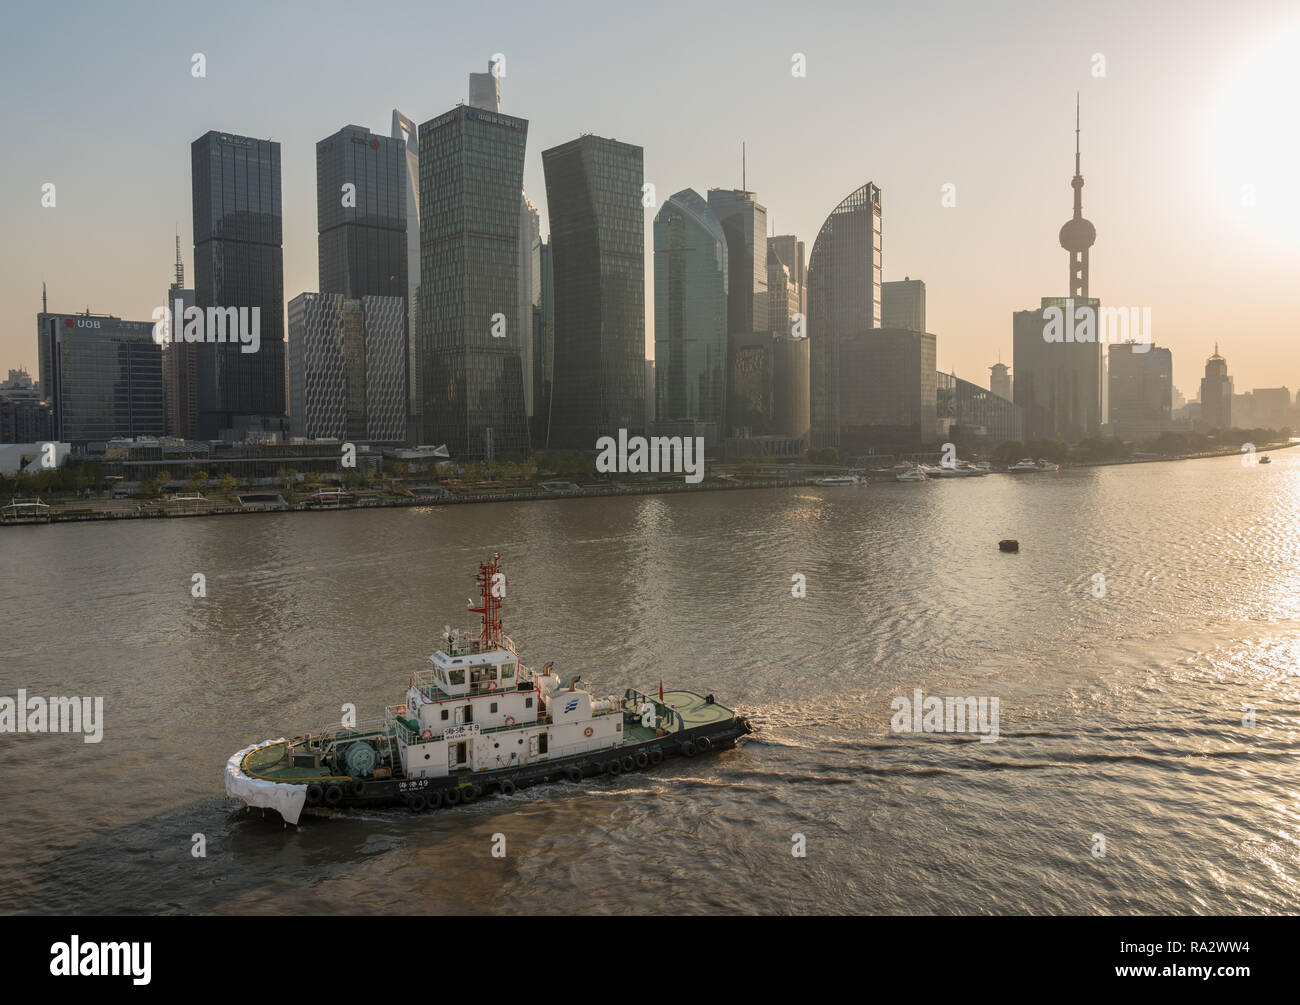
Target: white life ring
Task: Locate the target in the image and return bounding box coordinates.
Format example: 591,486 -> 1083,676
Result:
421,728 -> 433,741
397,704 -> 407,715
584,726 -> 594,738
504,716 -> 516,727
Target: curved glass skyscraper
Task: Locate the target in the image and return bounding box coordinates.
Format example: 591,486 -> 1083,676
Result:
653,189 -> 728,438
806,182 -> 881,448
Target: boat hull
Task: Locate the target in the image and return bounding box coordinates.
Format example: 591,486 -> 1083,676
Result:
227,716 -> 753,823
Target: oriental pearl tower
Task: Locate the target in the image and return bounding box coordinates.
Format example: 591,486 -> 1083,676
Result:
1059,94 -> 1096,299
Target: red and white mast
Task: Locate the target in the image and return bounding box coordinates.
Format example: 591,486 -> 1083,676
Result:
468,553 -> 504,648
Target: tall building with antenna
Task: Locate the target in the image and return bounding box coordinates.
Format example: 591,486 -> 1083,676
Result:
163,234 -> 198,439
1012,98 -> 1103,441
708,166 -> 769,437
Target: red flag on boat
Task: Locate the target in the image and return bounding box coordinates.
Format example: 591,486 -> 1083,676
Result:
659,680 -> 664,702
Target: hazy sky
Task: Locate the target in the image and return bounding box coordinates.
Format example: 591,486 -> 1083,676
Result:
3,0 -> 1298,399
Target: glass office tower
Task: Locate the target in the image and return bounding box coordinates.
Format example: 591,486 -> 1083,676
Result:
806,182 -> 882,448
1012,296 -> 1102,440
706,189 -> 767,437
533,240 -> 554,445
316,125 -> 408,302
653,188 -> 728,439
542,134 -> 646,449
37,313 -> 164,447
191,130 -> 286,439
416,105 -> 530,456
392,110 -> 422,439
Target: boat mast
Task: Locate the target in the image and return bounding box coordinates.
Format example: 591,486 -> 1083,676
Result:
469,553 -> 504,647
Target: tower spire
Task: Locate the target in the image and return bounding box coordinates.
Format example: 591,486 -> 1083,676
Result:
174,228 -> 184,287
1058,95 -> 1096,299
42,281 -> 47,314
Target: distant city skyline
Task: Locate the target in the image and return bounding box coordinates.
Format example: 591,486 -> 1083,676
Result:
4,0 -> 1300,400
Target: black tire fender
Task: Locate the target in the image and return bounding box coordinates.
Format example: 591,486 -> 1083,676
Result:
498,779 -> 516,796
649,748 -> 664,765
426,789 -> 443,810
305,784 -> 324,805
443,787 -> 461,806
681,740 -> 697,758
635,751 -> 650,768
406,793 -> 427,813
566,765 -> 583,783
324,784 -> 344,806
607,759 -> 623,775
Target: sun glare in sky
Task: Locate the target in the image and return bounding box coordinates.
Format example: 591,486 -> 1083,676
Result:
1209,19 -> 1300,233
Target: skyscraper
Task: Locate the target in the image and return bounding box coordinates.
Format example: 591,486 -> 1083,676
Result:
882,278 -> 925,333
162,235 -> 197,439
37,311 -> 164,447
838,329 -> 936,447
392,110 -> 422,439
316,125 -> 408,302
653,188 -> 728,440
806,182 -> 883,447
417,104 -> 530,456
191,130 -> 286,440
768,235 -> 805,317
519,193 -> 540,424
707,189 -> 768,436
288,293 -> 406,442
1012,103 -> 1102,441
533,239 -> 554,445
543,134 -> 646,449
1108,343 -> 1172,439
1199,344 -> 1233,430
1013,297 -> 1102,439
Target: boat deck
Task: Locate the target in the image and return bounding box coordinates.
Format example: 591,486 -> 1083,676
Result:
241,739 -> 347,783
237,690 -> 739,784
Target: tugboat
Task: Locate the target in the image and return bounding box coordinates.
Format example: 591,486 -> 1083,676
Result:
224,555 -> 753,824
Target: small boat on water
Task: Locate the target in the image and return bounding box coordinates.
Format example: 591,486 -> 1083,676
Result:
224,554 -> 752,824
817,475 -> 861,485
1259,455 -> 1272,465
1008,458 -> 1059,473
896,468 -> 927,482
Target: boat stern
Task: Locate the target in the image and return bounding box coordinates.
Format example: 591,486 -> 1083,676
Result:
224,738 -> 309,825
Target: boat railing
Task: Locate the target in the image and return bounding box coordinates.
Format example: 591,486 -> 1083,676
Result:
440,634 -> 518,659
622,688 -> 679,731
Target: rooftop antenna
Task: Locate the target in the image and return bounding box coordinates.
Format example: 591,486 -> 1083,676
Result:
42,281 -> 47,314
742,141 -> 746,190
173,227 -> 184,287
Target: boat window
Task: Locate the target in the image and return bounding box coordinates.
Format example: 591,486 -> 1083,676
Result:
538,733 -> 548,754
441,709 -> 449,721
448,668 -> 464,686
490,702 -> 498,714
525,697 -> 533,709
502,663 -> 515,678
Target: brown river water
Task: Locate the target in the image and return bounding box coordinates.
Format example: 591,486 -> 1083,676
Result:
2,452 -> 1299,914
